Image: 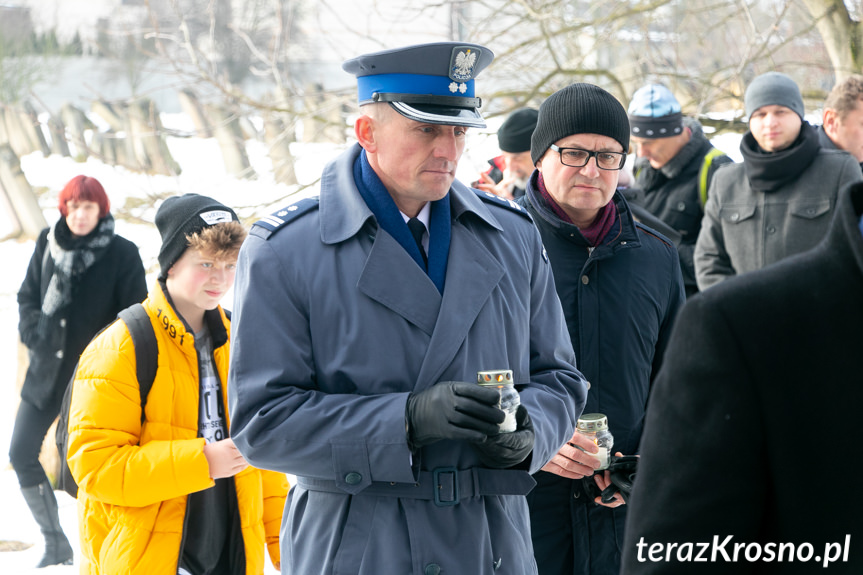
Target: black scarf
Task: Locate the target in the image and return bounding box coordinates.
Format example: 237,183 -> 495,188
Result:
740,121 -> 820,193
42,214 -> 115,317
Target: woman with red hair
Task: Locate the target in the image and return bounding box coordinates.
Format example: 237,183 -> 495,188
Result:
12,175 -> 147,568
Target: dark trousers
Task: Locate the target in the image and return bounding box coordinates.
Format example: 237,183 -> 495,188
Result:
9,398 -> 57,488
527,470 -> 628,575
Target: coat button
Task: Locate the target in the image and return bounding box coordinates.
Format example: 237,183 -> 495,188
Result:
676,201 -> 686,211
59,318 -> 66,328
581,275 -> 589,285
345,472 -> 362,485
425,564 -> 441,575
767,226 -> 776,234
730,213 -> 739,222
55,350 -> 64,359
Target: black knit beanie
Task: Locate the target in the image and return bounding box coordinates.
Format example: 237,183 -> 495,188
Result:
498,108 -> 539,153
531,83 -> 630,166
156,193 -> 239,279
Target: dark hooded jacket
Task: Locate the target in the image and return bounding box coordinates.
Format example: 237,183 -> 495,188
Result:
634,118 -> 733,295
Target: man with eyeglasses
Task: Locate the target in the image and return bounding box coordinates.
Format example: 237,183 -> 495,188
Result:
518,83 -> 685,575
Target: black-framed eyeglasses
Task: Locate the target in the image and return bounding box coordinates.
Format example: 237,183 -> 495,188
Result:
549,144 -> 627,171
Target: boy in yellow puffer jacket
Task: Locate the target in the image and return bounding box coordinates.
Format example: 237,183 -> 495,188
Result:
66,194 -> 288,575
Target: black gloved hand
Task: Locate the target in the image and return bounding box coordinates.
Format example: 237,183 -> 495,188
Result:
471,405 -> 534,469
606,455 -> 638,504
406,381 -> 505,450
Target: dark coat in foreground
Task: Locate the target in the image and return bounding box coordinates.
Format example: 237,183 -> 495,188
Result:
621,181 -> 863,574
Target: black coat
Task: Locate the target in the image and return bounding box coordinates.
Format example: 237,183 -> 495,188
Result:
17,225 -> 147,411
634,121 -> 733,296
520,179 -> 685,575
621,181 -> 863,574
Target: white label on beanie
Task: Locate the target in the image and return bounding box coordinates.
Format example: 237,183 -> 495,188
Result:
199,210 -> 233,225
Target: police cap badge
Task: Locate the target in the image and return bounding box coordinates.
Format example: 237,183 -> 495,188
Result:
342,42 -> 495,128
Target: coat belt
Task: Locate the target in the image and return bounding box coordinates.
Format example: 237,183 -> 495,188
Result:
297,467 -> 536,506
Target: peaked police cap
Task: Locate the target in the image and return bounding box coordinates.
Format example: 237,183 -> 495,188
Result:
342,42 -> 494,128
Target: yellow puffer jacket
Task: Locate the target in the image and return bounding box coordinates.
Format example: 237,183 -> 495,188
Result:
67,282 -> 287,575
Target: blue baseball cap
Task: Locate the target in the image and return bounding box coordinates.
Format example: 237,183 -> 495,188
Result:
342,42 -> 495,128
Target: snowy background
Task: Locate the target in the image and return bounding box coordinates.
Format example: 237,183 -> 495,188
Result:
0,111 -> 518,574
0,109 -> 748,573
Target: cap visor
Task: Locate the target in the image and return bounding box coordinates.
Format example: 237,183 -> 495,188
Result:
390,102 -> 486,128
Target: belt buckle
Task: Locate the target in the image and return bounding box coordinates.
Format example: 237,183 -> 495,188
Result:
433,467 -> 459,507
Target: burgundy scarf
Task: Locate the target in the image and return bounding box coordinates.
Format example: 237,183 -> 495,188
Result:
536,172 -> 617,246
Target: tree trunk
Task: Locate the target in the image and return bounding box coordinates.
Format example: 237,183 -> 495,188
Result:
0,144 -> 47,240
206,104 -> 255,179
801,0 -> 863,82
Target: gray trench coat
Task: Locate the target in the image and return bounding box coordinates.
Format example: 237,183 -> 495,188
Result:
228,144 -> 588,575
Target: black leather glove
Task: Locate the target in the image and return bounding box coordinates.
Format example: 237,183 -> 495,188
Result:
406,381 -> 505,450
581,454 -> 639,504
471,405 -> 534,468
606,455 -> 638,504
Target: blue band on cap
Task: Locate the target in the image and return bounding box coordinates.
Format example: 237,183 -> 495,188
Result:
357,73 -> 475,103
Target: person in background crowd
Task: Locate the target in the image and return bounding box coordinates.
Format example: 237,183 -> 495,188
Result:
67,194 -> 287,575
12,175 -> 147,568
819,74 -> 863,168
519,83 -> 685,575
474,107 -> 539,199
628,84 -> 732,296
621,180 -> 863,574
695,71 -> 862,290
227,42 -> 588,575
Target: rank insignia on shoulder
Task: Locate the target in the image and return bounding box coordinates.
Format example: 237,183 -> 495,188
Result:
251,197 -> 319,240
474,189 -> 531,220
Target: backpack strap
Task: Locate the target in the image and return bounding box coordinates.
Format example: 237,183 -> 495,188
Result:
699,147 -> 726,207
118,303 -> 158,423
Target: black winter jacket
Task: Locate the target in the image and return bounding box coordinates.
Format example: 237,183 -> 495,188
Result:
622,180 -> 863,574
17,224 -> 147,411
520,176 -> 685,575
519,177 -> 685,456
634,119 -> 733,296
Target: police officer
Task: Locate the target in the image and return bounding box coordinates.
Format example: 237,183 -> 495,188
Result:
227,42 -> 588,575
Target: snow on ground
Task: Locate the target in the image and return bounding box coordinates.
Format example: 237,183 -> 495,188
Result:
0,109 -> 742,572
0,116 -> 504,573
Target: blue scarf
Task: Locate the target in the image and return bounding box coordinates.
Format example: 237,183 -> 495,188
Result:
353,150 -> 450,293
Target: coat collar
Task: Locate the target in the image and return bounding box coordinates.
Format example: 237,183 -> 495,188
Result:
149,281 -> 229,352
524,171 -> 640,250
321,144 -> 507,391
318,143 -> 502,245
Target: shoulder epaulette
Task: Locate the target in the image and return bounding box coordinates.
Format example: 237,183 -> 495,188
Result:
473,189 -> 532,221
251,197 -> 320,240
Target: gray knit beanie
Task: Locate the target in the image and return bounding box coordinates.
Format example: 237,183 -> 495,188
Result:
531,83 -> 630,166
744,72 -> 804,120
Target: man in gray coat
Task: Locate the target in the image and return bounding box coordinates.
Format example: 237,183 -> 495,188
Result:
694,71 -> 862,290
227,42 -> 588,575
